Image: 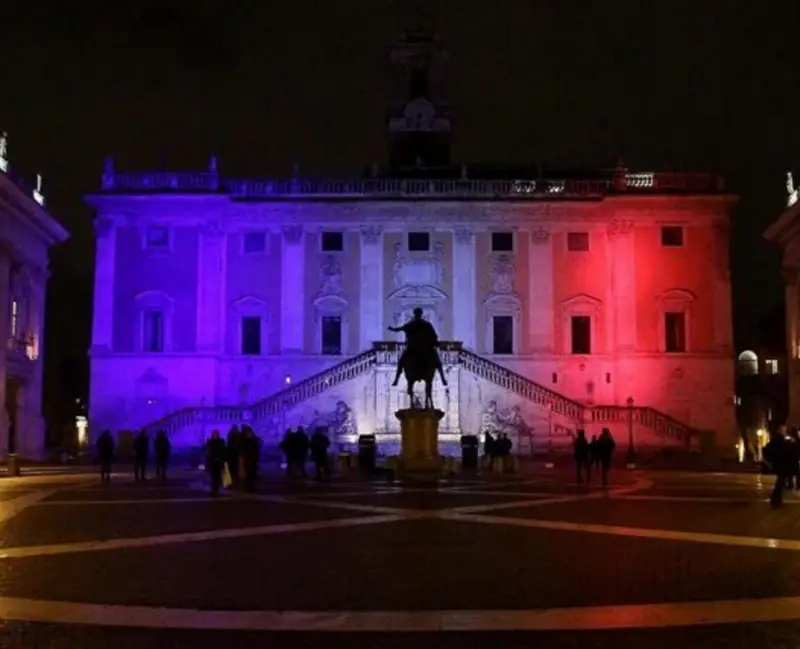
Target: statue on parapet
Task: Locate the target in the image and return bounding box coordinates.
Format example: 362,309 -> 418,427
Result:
388,307 -> 447,409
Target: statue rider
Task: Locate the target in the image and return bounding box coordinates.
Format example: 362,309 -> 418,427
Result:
388,307 -> 448,387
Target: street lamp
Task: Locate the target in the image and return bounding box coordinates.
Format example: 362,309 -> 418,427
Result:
626,396 -> 636,468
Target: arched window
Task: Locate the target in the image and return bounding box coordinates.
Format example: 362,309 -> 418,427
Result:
737,350 -> 759,376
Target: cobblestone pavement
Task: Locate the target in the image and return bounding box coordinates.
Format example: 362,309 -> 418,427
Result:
1,466 -> 800,647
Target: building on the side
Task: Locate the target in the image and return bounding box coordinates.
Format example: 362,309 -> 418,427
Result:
0,132 -> 69,459
764,173 -> 800,428
87,30 -> 737,457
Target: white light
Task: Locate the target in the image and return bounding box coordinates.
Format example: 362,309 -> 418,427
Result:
0,131 -> 7,173
76,415 -> 88,446
32,173 -> 44,206
626,172 -> 654,188
285,375 -> 292,384
756,429 -> 765,438
788,171 -> 798,207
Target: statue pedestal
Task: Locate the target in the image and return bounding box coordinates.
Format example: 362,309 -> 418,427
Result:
396,408 -> 444,472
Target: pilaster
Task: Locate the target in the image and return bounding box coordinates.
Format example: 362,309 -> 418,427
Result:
196,222 -> 226,352
712,222 -> 734,353
608,220 -> 637,352
784,266 -> 800,425
528,227 -> 554,352
360,225 -> 384,350
0,247 -> 10,453
280,225 -> 305,353
452,228 -> 476,348
91,218 -> 116,351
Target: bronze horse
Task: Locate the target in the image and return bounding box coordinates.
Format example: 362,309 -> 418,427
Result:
402,347 -> 438,409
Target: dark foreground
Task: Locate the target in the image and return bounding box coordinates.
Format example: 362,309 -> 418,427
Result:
0,466 -> 797,648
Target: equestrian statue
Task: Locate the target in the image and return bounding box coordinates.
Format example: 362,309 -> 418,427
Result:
388,307 -> 448,409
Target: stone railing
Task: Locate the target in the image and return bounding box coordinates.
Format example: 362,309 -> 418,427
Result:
590,404 -> 694,447
144,405 -> 248,436
99,172 -> 725,198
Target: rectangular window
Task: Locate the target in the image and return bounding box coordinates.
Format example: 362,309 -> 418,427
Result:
661,226 -> 684,247
567,232 -> 590,251
145,226 -> 170,250
766,359 -> 779,374
321,315 -> 343,355
243,232 -> 266,254
143,310 -> 164,353
664,312 -> 686,353
570,316 -> 591,354
321,231 -> 344,252
491,231 -> 514,252
241,316 -> 262,355
492,315 -> 514,355
407,231 -> 430,252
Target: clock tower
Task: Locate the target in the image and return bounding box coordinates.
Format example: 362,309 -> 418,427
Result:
387,29 -> 452,169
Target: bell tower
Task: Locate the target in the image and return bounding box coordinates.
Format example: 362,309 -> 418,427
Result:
387,28 -> 452,169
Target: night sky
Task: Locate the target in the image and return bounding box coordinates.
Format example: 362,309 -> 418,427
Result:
1,1 -> 797,422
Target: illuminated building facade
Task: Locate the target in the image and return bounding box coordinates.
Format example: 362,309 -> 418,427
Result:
87,31 -> 737,456
0,132 -> 69,459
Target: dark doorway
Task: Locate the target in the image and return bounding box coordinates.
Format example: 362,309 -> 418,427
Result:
492,315 -> 514,355
322,316 -> 343,355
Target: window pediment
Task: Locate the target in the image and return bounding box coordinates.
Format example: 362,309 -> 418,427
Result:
561,293 -> 602,315
387,284 -> 448,302
314,294 -> 348,314
657,289 -> 696,310
135,290 -> 173,310
485,292 -> 522,313
233,294 -> 269,317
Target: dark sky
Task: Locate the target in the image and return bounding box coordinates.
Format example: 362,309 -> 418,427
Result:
2,0 -> 798,397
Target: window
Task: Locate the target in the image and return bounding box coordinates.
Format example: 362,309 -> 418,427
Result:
10,300 -> 18,338
570,316 -> 591,354
241,316 -> 262,355
321,231 -> 344,252
143,311 -> 164,353
567,232 -> 590,251
243,232 -> 266,254
321,315 -> 343,355
661,226 -> 684,247
491,231 -> 514,252
408,231 -> 430,252
492,315 -> 514,355
766,359 -> 779,374
664,312 -> 686,353
145,226 -> 170,250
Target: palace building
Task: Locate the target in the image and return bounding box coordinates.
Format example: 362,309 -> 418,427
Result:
0,133 -> 69,459
87,31 -> 737,457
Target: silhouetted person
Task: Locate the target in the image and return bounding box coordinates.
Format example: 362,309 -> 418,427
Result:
205,429 -> 227,496
241,426 -> 262,492
133,430 -> 149,482
310,427 -> 331,481
483,431 -> 495,463
96,430 -> 115,483
227,425 -> 242,483
154,430 -> 171,482
765,426 -> 794,507
292,427 -> 310,479
595,428 -> 616,487
787,428 -> 800,489
588,434 -> 599,481
573,430 -> 589,484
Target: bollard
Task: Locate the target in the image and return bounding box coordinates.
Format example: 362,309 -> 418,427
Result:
7,453 -> 20,477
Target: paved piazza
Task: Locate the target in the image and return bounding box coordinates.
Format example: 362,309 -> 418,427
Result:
2,468 -> 800,647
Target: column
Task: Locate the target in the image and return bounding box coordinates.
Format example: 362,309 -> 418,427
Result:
360,225 -> 383,350
784,267 -> 800,424
528,226 -> 554,352
91,217 -> 117,351
0,247 -> 10,455
453,228 -> 476,348
608,220 -> 637,352
712,222 -> 733,352
280,225 -> 305,353
196,222 -> 226,352
19,266 -> 47,459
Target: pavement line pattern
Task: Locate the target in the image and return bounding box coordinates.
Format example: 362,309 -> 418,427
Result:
33,498 -> 232,506
0,488 -> 75,525
6,595 -> 800,631
0,514 -> 402,559
616,494 -> 796,504
450,512 -> 800,551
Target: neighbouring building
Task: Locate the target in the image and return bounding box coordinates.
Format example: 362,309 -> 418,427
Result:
87,31 -> 737,457
0,132 -> 69,459
764,174 -> 800,428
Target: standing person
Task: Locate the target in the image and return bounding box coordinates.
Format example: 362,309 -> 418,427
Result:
241,426 -> 262,492
310,427 -> 331,481
133,430 -> 150,482
226,425 -> 242,484
96,430 -> 115,484
293,426 -> 310,479
573,430 -> 590,484
588,434 -> 599,482
154,430 -> 171,482
205,430 -> 227,496
596,428 -> 616,488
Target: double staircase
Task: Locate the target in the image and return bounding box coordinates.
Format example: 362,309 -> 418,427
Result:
143,342 -> 699,448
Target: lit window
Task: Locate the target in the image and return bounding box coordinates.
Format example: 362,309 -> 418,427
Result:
766,359 -> 779,374
145,226 -> 170,250
243,232 -> 266,254
142,311 -> 164,352
567,232 -> 590,251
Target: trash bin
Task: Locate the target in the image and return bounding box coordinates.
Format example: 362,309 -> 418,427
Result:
7,453 -> 20,477
460,435 -> 479,471
357,435 -> 376,473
